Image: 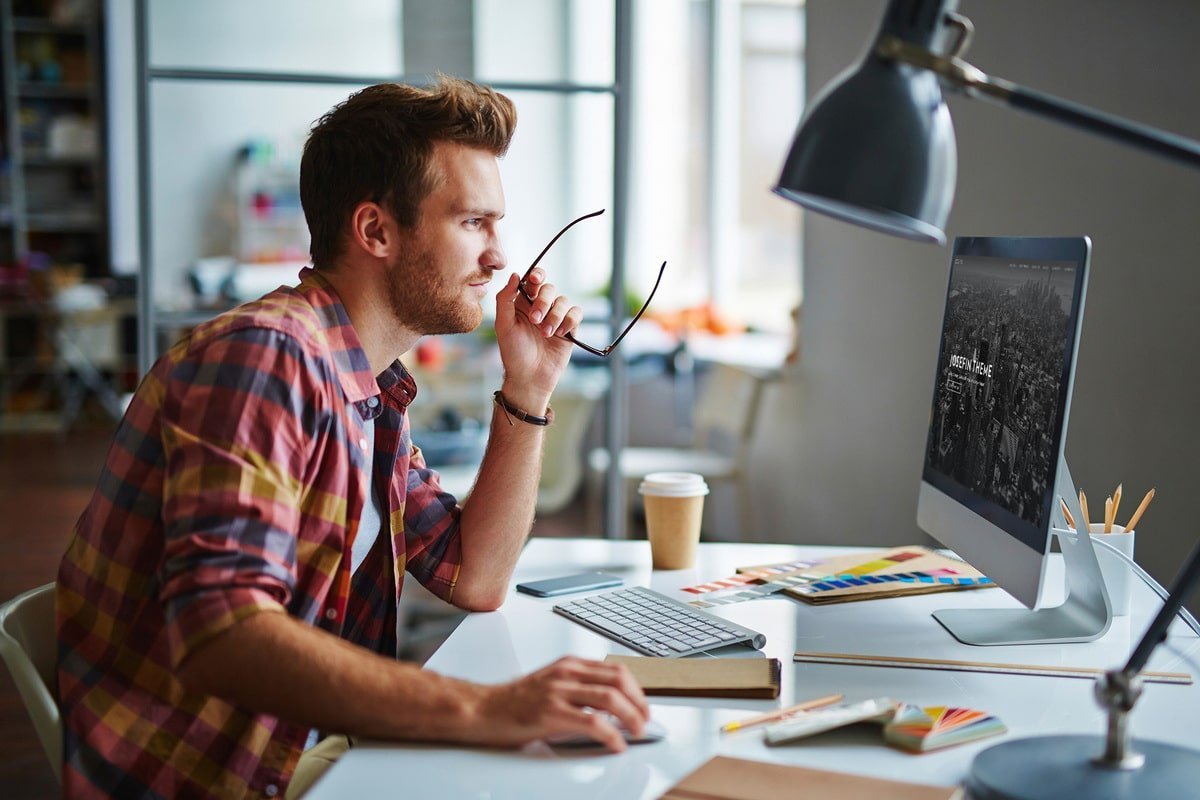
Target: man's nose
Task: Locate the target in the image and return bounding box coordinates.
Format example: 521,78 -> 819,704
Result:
483,238 -> 506,272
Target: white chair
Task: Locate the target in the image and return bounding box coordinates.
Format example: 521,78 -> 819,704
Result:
427,378 -> 604,516
535,381 -> 604,515
588,362 -> 775,539
0,583 -> 61,784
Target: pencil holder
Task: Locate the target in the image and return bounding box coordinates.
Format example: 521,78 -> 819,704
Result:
1089,523 -> 1135,616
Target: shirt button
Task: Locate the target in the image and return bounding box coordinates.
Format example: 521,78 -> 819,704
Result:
359,438 -> 368,451
367,396 -> 380,408
325,608 -> 338,621
265,785 -> 279,797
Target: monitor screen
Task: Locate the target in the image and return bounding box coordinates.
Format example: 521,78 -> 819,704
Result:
912,235 -> 1094,623
923,245 -> 1085,552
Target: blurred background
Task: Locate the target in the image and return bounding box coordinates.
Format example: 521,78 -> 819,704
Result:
2,1 -> 1199,795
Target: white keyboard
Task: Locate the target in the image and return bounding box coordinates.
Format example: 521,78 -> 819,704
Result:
553,585 -> 767,657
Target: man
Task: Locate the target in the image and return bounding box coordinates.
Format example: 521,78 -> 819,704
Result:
56,77 -> 648,799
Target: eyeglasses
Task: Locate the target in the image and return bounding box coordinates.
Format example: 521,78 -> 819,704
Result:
518,209 -> 667,357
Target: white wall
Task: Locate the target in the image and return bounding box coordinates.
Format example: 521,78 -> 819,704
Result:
752,0 -> 1200,605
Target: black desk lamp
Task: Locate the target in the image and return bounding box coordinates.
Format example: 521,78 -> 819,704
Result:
771,1 -> 1200,796
774,0 -> 1200,246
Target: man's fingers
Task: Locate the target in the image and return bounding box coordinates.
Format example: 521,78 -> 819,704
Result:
539,295 -> 574,337
552,658 -> 650,718
563,684 -> 646,738
555,707 -> 627,753
496,272 -> 521,309
555,305 -> 584,339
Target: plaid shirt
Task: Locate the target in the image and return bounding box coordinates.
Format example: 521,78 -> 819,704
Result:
56,268 -> 463,799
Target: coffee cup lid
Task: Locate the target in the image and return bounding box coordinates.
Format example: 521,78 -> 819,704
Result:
638,471 -> 709,497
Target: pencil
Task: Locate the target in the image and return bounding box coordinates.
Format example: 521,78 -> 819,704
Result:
1079,489 -> 1092,532
720,692 -> 843,733
1104,496 -> 1114,533
1125,488 -> 1156,532
1112,484 -> 1123,527
1058,496 -> 1076,530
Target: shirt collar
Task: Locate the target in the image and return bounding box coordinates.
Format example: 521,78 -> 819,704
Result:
295,267 -> 384,404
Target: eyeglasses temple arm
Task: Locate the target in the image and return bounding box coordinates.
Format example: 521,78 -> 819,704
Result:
519,209 -> 606,293
572,260 -> 668,356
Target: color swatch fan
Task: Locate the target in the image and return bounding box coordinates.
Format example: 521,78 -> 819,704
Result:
883,704 -> 1006,753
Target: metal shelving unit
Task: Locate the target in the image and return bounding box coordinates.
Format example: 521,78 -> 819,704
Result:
0,0 -> 108,276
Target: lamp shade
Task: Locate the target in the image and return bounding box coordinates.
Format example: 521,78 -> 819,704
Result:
773,55 -> 957,245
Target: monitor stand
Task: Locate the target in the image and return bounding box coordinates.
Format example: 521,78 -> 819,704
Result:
933,457 -> 1112,646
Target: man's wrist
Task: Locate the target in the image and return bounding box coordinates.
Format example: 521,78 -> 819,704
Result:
498,382 -> 552,416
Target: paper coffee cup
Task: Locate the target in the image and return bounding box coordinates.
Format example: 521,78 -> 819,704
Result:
639,472 -> 709,569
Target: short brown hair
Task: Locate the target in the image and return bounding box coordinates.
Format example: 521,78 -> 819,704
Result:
300,76 -> 517,268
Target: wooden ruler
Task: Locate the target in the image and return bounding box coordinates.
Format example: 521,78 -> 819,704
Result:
794,651 -> 1193,685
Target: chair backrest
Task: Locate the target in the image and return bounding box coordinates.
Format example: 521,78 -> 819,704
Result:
538,380 -> 603,515
0,583 -> 62,783
691,363 -> 774,467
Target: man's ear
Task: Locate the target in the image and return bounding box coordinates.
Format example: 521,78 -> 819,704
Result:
349,201 -> 393,258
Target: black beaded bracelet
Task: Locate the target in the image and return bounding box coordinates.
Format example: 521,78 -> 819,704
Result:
493,390 -> 554,426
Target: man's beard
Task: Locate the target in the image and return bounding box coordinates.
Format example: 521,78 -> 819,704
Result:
385,247 -> 487,335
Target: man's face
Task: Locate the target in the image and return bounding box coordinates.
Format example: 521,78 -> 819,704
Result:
386,142 -> 506,335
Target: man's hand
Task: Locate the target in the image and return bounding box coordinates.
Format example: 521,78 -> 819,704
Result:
493,270 -> 583,409
470,656 -> 650,752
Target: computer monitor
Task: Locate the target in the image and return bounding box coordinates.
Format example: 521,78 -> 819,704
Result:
917,236 -> 1112,646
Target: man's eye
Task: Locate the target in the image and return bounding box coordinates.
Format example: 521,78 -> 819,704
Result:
464,218 -> 482,228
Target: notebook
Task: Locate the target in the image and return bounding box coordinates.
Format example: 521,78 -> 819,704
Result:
605,655 -> 781,699
659,755 -> 964,800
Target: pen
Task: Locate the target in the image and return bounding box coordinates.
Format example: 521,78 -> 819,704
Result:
1125,488 -> 1156,532
1079,489 -> 1092,532
1104,496 -> 1114,533
1058,496 -> 1076,530
720,692 -> 843,733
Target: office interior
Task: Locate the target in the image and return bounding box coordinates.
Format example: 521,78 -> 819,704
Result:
1,0 -> 1198,795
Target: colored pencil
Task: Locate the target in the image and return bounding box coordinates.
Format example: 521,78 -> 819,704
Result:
1125,488 -> 1156,532
720,693 -> 843,733
1058,496 -> 1076,530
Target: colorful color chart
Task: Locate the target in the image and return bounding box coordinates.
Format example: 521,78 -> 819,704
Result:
883,703 -> 1007,753
788,569 -> 992,599
683,547 -> 993,608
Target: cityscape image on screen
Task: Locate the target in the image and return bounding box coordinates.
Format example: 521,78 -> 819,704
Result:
925,255 -> 1078,530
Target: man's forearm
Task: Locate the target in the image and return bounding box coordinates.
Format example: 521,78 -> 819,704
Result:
454,383 -> 550,609
177,609 -> 488,742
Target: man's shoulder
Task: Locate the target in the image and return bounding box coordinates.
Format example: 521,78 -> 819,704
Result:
184,285 -> 332,358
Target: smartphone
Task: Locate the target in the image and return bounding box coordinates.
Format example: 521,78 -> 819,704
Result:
515,572 -> 623,598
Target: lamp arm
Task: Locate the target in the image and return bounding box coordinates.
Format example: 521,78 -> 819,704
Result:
877,35 -> 1200,170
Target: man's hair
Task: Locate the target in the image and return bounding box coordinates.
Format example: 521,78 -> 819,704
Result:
300,76 -> 517,269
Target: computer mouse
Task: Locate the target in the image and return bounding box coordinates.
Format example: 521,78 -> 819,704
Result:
547,717 -> 667,748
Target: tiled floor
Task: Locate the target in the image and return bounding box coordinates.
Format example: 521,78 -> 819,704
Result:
0,425 -> 596,799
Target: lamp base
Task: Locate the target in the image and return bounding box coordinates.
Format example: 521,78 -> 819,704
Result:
968,735 -> 1200,800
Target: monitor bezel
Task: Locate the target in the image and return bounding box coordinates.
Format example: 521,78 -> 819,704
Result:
920,235 -> 1091,564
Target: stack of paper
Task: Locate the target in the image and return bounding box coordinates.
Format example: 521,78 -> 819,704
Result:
883,704 -> 1007,753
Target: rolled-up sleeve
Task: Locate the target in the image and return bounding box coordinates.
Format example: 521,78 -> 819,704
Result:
157,328 -> 327,668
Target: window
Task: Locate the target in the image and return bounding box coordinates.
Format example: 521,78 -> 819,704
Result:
629,0 -> 804,334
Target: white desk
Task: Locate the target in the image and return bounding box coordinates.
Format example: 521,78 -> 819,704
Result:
309,539 -> 1200,798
